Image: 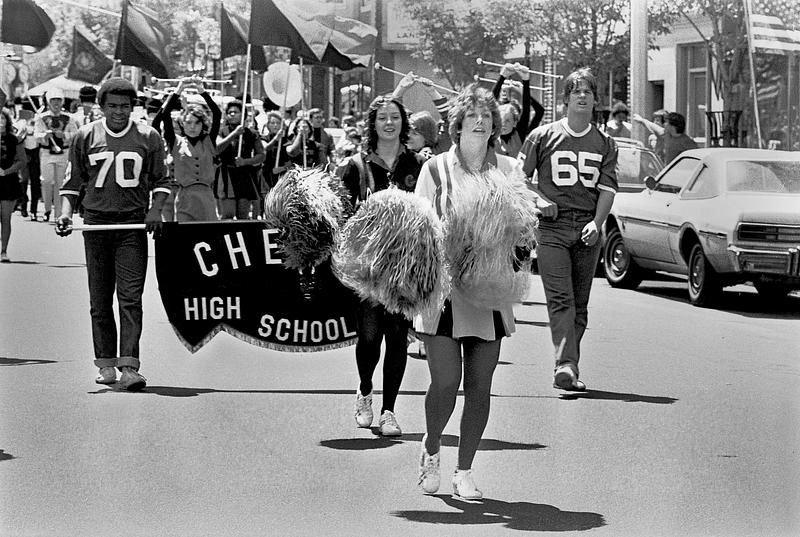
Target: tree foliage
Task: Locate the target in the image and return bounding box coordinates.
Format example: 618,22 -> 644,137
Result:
22,0 -> 251,88
399,0 -> 520,89
402,0 -> 675,105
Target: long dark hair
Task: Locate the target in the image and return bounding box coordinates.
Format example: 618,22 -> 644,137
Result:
364,95 -> 409,152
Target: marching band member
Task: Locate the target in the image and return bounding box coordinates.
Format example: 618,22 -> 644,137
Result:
215,99 -> 265,220
152,78 -> 221,222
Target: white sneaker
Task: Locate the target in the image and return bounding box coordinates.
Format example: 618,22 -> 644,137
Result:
354,391 -> 373,428
418,434 -> 440,494
378,410 -> 402,436
452,469 -> 483,500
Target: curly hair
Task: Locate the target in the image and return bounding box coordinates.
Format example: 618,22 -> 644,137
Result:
179,104 -> 211,136
447,84 -> 501,148
97,77 -> 138,107
364,95 -> 409,152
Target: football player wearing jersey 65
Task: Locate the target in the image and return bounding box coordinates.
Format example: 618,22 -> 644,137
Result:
518,68 -> 618,392
55,78 -> 171,391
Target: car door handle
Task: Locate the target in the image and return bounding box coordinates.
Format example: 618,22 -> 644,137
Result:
649,221 -> 669,227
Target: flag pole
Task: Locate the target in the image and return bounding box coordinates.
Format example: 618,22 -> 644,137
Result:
238,44 -> 252,158
743,0 -> 764,148
275,60 -> 292,169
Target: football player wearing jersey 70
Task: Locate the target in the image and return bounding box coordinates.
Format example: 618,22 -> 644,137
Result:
55,78 -> 171,391
518,68 -> 618,392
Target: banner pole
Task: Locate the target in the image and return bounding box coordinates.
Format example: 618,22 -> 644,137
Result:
275,60 -> 292,169
237,44 -> 252,158
743,0 -> 764,148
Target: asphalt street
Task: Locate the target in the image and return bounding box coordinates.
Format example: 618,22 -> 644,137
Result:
1,213 -> 798,537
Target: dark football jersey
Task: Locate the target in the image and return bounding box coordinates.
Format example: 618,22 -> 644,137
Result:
519,118 -> 618,212
61,119 -> 170,218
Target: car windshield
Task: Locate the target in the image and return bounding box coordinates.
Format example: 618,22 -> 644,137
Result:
616,146 -> 663,187
726,160 -> 800,193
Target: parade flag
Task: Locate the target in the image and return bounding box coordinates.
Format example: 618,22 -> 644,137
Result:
67,28 -> 114,84
748,0 -> 800,55
0,0 -> 54,49
316,14 -> 377,70
114,0 -> 170,78
219,5 -> 267,71
248,0 -> 329,63
154,221 -> 359,353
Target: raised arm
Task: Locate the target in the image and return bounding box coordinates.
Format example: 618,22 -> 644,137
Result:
152,91 -> 179,149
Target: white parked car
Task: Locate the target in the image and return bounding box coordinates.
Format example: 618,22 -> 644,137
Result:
602,148 -> 800,306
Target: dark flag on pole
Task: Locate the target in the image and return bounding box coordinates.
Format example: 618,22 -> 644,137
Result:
154,221 -> 359,353
0,0 -> 55,49
248,0 -> 326,63
220,5 -> 268,71
68,28 -> 114,84
114,0 -> 170,78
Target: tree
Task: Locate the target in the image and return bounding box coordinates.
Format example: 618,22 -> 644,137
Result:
653,0 -> 800,146
399,0 -> 520,89
402,0 -> 674,107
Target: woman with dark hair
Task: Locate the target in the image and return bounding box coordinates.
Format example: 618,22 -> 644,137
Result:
286,117 -> 321,169
407,110 -> 439,160
415,84 -> 537,500
0,109 -> 26,262
259,110 -> 289,195
152,79 -> 221,221
339,95 -> 425,436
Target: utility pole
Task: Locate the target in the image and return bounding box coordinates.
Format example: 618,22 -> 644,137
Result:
630,0 -> 648,145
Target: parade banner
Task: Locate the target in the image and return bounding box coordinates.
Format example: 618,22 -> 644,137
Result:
114,0 -> 170,78
219,5 -> 268,71
68,28 -> 114,84
0,0 -> 54,49
154,221 -> 359,353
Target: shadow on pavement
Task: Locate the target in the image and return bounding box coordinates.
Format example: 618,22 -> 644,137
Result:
87,387 -> 439,398
320,433 -> 545,452
0,357 -> 58,366
0,450 -> 15,462
558,389 -> 677,404
392,495 -> 605,531
637,285 -> 800,319
514,318 -> 549,327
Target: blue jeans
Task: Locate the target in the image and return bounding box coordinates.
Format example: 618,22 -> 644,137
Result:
83,230 -> 148,370
536,209 -> 602,377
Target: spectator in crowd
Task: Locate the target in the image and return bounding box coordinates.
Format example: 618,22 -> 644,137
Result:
0,108 -> 26,262
605,102 -> 632,139
662,112 -> 698,164
34,88 -> 78,222
632,109 -> 668,158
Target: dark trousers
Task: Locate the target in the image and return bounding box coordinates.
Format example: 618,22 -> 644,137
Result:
536,209 -> 602,377
83,230 -> 148,370
355,300 -> 410,413
24,148 -> 40,214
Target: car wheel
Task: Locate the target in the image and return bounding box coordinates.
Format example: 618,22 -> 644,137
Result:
603,229 -> 643,289
687,243 -> 721,307
754,282 -> 791,301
